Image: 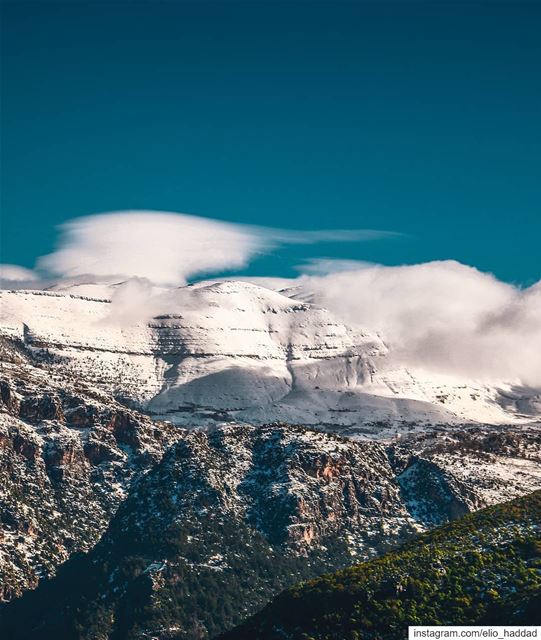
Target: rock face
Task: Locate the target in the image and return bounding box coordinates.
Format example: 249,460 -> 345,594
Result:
2,282 -> 539,429
0,337 -> 181,602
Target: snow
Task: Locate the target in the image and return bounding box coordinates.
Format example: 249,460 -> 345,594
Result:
1,282 -> 540,432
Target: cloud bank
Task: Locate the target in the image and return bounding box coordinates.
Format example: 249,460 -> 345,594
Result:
37,210 -> 394,286
296,260 -> 541,386
0,264 -> 39,284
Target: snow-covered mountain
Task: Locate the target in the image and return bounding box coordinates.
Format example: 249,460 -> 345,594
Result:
1,280 -> 540,433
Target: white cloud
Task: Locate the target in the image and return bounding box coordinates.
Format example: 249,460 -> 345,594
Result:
38,211 -> 263,286
38,210 -> 394,286
296,260 -> 541,386
296,258 -> 377,275
0,264 -> 38,282
0,264 -> 39,286
103,278 -> 163,325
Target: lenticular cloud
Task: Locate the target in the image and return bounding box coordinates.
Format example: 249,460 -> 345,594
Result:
38,210 -> 392,286
38,211 -> 265,286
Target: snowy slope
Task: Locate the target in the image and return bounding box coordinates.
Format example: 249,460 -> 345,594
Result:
1,281 -> 539,432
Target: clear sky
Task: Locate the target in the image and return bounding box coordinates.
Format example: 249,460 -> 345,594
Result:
1,0 -> 540,284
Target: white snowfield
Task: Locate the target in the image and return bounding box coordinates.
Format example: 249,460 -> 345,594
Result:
1,280 -> 540,434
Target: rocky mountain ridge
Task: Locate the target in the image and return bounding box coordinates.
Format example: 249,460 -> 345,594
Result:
0,336 -> 183,601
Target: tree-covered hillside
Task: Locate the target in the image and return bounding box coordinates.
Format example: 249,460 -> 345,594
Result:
221,491 -> 541,640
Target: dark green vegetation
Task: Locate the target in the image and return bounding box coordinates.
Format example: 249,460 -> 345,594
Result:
221,491 -> 541,640
0,506 -> 335,640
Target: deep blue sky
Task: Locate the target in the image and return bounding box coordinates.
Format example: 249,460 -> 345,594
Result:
1,1 -> 540,284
